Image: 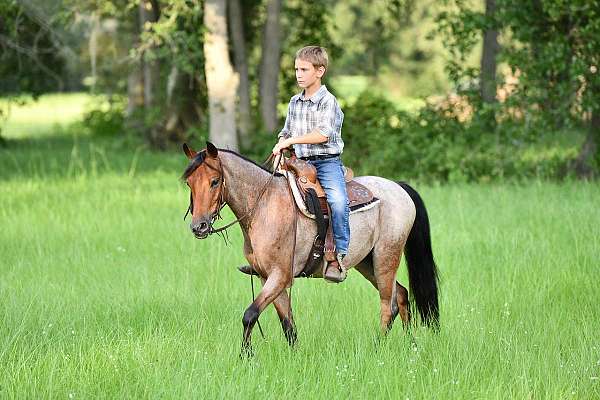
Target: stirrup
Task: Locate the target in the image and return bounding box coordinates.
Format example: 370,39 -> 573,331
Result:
324,261 -> 347,283
238,265 -> 259,276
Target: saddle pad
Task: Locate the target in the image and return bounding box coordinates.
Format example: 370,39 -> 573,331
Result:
285,171 -> 380,219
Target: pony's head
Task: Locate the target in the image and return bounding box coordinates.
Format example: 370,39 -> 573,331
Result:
181,142 -> 225,239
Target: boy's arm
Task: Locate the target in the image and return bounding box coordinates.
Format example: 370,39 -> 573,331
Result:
273,129 -> 327,155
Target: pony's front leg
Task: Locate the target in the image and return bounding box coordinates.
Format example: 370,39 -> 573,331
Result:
241,271 -> 289,357
261,277 -> 297,346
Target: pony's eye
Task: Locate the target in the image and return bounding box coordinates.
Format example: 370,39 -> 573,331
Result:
210,177 -> 220,188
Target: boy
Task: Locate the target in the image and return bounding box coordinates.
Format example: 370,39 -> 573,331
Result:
272,46 -> 350,283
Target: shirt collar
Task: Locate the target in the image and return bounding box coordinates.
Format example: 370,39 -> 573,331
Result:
299,85 -> 328,103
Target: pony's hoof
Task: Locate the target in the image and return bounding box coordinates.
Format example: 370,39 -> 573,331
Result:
239,344 -> 254,359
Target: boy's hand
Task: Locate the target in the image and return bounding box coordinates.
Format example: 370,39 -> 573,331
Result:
272,138 -> 291,155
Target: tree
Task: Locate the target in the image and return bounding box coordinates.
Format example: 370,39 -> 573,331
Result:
259,0 -> 282,133
0,1 -> 70,96
498,0 -> 600,176
204,0 -> 238,150
138,0 -> 163,146
479,0 -> 498,105
228,0 -> 252,146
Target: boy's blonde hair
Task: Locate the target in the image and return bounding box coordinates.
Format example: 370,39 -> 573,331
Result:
295,46 -> 329,74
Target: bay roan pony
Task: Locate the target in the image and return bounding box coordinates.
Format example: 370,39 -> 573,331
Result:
181,142 -> 439,355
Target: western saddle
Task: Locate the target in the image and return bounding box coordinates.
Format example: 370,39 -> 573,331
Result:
280,152 -> 378,278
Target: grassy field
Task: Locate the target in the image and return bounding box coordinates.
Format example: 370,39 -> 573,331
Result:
1,95 -> 599,399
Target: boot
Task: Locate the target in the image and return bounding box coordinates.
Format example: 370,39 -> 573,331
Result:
238,265 -> 259,276
324,253 -> 347,283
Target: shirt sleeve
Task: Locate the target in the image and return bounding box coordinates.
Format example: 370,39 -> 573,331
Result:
316,98 -> 336,138
278,103 -> 292,139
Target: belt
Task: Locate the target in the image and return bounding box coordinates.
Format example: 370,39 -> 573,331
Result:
300,154 -> 339,161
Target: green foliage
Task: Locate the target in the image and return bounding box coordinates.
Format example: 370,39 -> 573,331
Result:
137,1 -> 205,76
436,0 -> 600,128
80,96 -> 126,137
278,0 -> 343,105
330,0 -> 414,75
0,1 -> 69,96
498,0 -> 600,125
341,92 -> 579,182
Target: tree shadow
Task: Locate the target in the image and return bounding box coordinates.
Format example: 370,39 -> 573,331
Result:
0,132 -> 186,181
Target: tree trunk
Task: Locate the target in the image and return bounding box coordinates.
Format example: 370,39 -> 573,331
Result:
139,0 -> 160,110
228,0 -> 252,148
164,66 -> 204,143
88,13 -> 100,91
126,5 -> 147,131
137,0 -> 163,147
259,0 -> 282,133
574,109 -> 600,179
480,0 -> 498,105
126,66 -> 144,118
204,0 -> 239,150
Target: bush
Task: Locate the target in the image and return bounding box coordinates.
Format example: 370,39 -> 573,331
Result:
81,96 -> 126,137
230,90 -> 582,182
340,91 -> 580,182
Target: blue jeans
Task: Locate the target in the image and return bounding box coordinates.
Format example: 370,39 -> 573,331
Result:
308,157 -> 350,255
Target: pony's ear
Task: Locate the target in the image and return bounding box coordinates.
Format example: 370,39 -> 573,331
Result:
206,141 -> 218,158
182,143 -> 197,159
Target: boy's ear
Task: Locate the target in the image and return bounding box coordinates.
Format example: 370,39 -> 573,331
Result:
317,65 -> 326,78
206,141 -> 219,158
183,143 -> 197,159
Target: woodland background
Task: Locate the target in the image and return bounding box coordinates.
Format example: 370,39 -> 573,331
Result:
2,0 -> 599,182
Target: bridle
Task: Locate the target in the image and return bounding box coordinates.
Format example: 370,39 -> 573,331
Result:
184,153 -> 283,236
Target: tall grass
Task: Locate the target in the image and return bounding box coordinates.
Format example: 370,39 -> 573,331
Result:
0,95 -> 599,398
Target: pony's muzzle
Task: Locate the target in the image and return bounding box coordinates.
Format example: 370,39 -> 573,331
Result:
190,218 -> 211,239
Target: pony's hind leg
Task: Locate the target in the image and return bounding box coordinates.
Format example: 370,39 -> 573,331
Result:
261,278 -> 297,346
355,253 -> 411,331
372,241 -> 412,332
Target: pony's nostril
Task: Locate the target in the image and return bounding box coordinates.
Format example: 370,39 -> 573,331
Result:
199,222 -> 208,230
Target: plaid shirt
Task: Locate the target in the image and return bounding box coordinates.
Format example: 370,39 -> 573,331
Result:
278,85 -> 344,158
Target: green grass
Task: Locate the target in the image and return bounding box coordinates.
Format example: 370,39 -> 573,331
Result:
1,93 -> 92,139
1,95 -> 599,398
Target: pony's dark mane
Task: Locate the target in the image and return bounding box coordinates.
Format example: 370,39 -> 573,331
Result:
181,148 -> 282,181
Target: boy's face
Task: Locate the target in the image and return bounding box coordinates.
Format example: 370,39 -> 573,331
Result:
295,58 -> 325,89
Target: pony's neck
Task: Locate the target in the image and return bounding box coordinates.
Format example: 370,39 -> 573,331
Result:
220,151 -> 277,227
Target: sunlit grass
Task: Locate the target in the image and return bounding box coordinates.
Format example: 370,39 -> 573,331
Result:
0,93 -> 93,139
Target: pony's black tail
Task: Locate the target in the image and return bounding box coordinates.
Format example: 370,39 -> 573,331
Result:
398,182 -> 439,328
